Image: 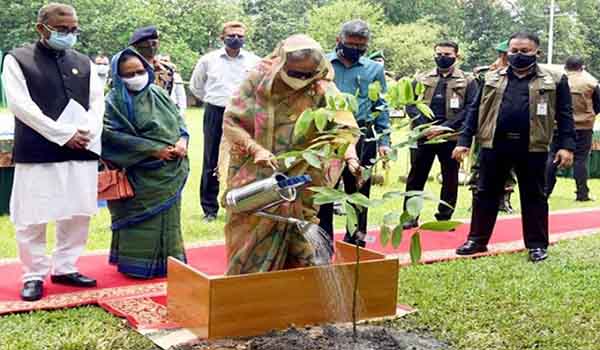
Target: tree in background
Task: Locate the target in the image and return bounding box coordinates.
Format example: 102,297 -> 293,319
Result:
306,0 -> 385,52
462,0 -> 514,70
242,0 -> 324,56
373,20 -> 443,77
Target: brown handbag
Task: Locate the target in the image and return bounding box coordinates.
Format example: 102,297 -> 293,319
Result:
98,160 -> 134,201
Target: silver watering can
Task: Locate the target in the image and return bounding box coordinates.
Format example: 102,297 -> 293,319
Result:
224,173 -> 311,213
224,173 -> 333,265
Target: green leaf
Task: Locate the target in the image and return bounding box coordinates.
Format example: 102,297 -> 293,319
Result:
369,199 -> 386,207
294,110 -> 314,139
284,156 -> 296,168
302,151 -> 322,169
416,102 -> 434,119
345,202 -> 358,233
314,193 -> 345,205
410,233 -> 422,264
405,196 -> 424,218
392,224 -> 403,249
380,225 -> 391,247
383,212 -> 400,226
419,220 -> 463,232
400,211 -> 413,224
309,186 -> 345,196
361,167 -> 373,183
414,81 -> 426,97
326,95 -> 336,109
347,193 -> 371,209
368,81 -> 382,102
314,110 -> 328,132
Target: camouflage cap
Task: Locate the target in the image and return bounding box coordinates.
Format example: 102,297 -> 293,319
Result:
495,40 -> 509,53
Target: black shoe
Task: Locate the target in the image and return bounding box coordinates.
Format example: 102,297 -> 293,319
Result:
402,219 -> 419,230
456,240 -> 488,255
21,280 -> 44,302
528,248 -> 548,263
202,214 -> 217,222
51,273 -> 97,287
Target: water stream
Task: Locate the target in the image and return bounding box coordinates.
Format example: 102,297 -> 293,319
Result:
300,223 -> 365,323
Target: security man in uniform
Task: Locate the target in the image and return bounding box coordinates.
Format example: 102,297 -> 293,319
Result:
470,40 -> 516,213
129,26 -> 177,94
453,32 -> 576,262
403,40 -> 478,229
546,56 -> 600,201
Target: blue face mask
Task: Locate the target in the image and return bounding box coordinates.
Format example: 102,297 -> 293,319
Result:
46,31 -> 77,51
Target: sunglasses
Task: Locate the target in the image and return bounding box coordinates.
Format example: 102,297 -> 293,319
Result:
286,69 -> 319,80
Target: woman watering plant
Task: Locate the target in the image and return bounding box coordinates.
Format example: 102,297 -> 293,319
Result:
101,48 -> 189,279
221,34 -> 359,275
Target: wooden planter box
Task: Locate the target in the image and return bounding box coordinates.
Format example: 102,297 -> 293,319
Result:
167,241 -> 399,339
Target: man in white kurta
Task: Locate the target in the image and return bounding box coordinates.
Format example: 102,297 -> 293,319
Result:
1,3 -> 103,301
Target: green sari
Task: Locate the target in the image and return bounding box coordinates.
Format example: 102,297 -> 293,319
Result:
102,48 -> 189,279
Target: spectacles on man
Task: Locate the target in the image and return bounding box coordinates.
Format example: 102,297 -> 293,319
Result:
342,41 -> 368,51
42,24 -> 81,35
285,69 -> 320,80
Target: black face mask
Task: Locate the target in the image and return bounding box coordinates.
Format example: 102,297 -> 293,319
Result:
508,53 -> 537,70
337,42 -> 366,63
435,56 -> 456,70
224,37 -> 245,50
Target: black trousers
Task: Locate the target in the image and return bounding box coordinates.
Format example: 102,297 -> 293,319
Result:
469,143 -> 549,249
404,141 -> 459,220
200,103 -> 225,216
545,129 -> 593,200
317,132 -> 378,245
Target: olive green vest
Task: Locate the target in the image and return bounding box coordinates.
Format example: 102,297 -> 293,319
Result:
567,70 -> 598,130
477,66 -> 563,152
417,67 -> 473,121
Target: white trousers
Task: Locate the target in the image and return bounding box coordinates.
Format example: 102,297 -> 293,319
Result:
16,216 -> 91,282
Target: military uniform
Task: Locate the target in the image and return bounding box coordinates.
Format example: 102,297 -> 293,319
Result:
469,64 -> 517,213
152,58 -> 176,94
457,65 -> 576,252
546,69 -> 600,200
404,67 -> 478,222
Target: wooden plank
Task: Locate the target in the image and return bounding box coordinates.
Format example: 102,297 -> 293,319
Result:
334,240 -> 386,263
207,258 -> 399,339
167,257 -> 211,338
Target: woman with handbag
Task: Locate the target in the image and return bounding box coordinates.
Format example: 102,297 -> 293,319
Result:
101,48 -> 189,279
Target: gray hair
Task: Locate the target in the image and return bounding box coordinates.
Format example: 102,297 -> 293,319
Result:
287,49 -> 321,65
339,20 -> 370,40
37,3 -> 76,24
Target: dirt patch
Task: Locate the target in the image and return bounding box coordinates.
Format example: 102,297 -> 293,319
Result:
183,325 -> 448,350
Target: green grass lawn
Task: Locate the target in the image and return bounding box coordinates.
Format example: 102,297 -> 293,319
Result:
1,107 -> 600,349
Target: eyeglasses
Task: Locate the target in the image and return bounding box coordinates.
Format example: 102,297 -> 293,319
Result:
286,69 -> 320,80
43,24 -> 81,35
342,41 -> 368,51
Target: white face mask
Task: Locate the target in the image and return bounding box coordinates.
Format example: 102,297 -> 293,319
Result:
280,70 -> 314,91
122,73 -> 149,92
96,64 -> 109,76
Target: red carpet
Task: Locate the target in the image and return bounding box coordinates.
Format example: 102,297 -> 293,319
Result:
1,208 -> 600,315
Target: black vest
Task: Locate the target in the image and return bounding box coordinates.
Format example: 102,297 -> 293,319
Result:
9,42 -> 98,163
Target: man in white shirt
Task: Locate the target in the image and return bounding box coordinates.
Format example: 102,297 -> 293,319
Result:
1,3 -> 103,301
190,21 -> 260,221
93,54 -> 110,88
